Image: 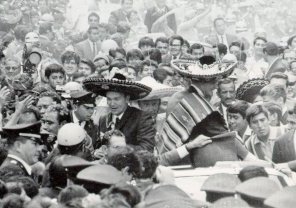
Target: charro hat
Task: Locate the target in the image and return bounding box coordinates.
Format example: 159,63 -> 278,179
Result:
201,173 -> 240,194
137,77 -> 183,101
171,56 -> 237,81
2,122 -> 42,144
264,185 -> 296,208
235,177 -> 280,201
83,73 -> 152,100
236,78 -> 269,103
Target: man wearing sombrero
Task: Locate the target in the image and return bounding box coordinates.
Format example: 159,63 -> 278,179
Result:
83,73 -> 156,152
159,56 -> 258,167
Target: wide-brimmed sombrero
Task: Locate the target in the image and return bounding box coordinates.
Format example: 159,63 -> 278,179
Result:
137,77 -> 183,100
171,56 -> 237,81
83,74 -> 152,100
236,78 -> 269,103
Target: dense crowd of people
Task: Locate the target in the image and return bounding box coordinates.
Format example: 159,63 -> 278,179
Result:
0,0 -> 296,207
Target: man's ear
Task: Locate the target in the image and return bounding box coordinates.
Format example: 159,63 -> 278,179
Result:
14,141 -> 23,153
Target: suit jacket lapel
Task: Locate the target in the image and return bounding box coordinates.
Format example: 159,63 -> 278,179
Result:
116,106 -> 132,130
288,131 -> 296,159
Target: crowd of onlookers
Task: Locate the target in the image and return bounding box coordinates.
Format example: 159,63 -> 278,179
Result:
0,0 -> 296,207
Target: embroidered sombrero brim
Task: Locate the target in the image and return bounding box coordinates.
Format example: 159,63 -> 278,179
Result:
171,59 -> 237,81
82,77 -> 152,100
137,77 -> 183,100
236,78 -> 269,103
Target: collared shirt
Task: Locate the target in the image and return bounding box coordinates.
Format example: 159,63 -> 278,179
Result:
252,126 -> 282,160
72,111 -> 86,128
7,154 -> 32,175
217,34 -> 228,48
88,39 -> 98,56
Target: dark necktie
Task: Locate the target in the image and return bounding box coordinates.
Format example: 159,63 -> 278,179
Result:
93,42 -> 97,57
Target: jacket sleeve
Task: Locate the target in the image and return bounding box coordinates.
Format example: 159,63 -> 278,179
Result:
158,149 -> 182,166
132,112 -> 156,152
272,140 -> 281,163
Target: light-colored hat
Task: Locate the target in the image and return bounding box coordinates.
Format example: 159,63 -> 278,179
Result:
137,77 -> 183,101
57,123 -> 86,146
264,185 -> 296,208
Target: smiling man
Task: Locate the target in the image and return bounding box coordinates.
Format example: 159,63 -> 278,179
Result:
245,104 -> 283,160
83,73 -> 155,152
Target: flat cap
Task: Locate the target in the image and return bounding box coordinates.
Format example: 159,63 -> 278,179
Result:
264,185 -> 296,208
201,173 -> 240,194
144,184 -> 198,208
76,164 -> 125,185
3,122 -> 42,144
211,197 -> 250,208
235,177 -> 280,200
70,91 -> 96,107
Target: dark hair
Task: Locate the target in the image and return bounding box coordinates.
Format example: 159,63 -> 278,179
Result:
287,35 -> 296,47
155,37 -> 169,46
61,51 -> 80,65
106,146 -> 141,177
216,43 -> 228,55
109,58 -> 127,72
109,48 -> 126,59
39,22 -> 53,35
136,150 -> 158,179
238,166 -> 268,182
290,60 -> 296,70
44,63 -> 65,79
246,104 -> 269,124
213,17 -> 225,27
45,104 -> 71,124
189,43 -> 205,54
263,102 -> 282,122
260,84 -> 287,102
169,35 -> 184,46
143,48 -> 162,64
101,129 -> 125,146
141,59 -> 158,73
6,176 -> 39,198
269,72 -> 289,86
0,146 -> 8,166
48,156 -> 67,188
0,180 -> 7,198
183,39 -> 190,48
153,68 -> 170,83
58,185 -> 88,205
138,36 -> 155,49
229,41 -> 245,51
158,63 -> 175,75
253,36 -> 267,46
263,42 -> 279,56
126,49 -> 144,62
235,52 -> 247,63
227,100 -> 250,119
117,22 -> 131,33
80,59 -> 96,73
88,12 -> 100,23
39,91 -> 61,104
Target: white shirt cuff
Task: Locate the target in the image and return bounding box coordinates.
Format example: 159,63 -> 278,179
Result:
176,145 -> 189,159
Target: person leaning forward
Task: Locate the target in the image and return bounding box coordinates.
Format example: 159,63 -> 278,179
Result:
83,73 -> 156,152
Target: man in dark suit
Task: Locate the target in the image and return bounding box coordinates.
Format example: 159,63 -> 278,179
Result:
70,91 -> 99,149
162,35 -> 193,64
108,0 -> 134,27
0,122 -> 42,177
205,17 -> 239,49
83,74 -> 155,152
263,42 -> 287,79
272,106 -> 296,163
144,0 -> 177,34
75,27 -> 101,61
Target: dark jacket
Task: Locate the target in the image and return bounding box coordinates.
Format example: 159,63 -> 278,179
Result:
0,156 -> 31,177
272,130 -> 296,163
98,106 -> 156,152
144,6 -> 177,33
